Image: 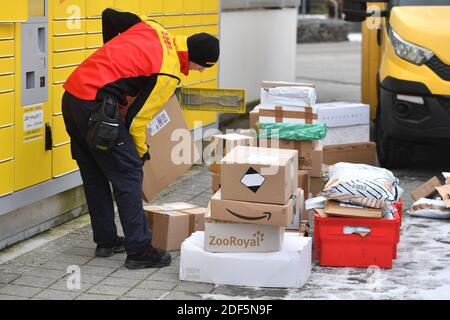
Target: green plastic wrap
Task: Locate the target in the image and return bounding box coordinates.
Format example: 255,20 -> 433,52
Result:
257,122 -> 327,141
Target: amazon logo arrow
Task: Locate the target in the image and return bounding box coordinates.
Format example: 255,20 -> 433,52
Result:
226,209 -> 272,221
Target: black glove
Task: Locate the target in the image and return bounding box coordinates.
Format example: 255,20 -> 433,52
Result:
141,145 -> 151,165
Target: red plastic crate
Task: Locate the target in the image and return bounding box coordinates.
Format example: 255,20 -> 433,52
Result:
392,200 -> 403,259
314,210 -> 400,269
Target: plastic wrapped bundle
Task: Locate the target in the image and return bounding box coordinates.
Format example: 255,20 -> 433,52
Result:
407,198 -> 450,219
257,122 -> 327,141
322,162 -> 400,209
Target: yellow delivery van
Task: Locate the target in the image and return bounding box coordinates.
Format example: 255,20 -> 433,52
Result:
344,0 -> 450,168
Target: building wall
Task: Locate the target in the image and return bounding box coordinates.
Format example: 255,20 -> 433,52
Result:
219,8 -> 298,102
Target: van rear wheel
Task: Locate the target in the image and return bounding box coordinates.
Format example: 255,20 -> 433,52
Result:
376,108 -> 413,169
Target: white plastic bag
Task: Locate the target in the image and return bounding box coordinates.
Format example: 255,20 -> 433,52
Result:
322,162 -> 399,209
407,198 -> 450,219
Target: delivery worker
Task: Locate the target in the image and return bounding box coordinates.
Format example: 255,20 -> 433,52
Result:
61,8 -> 220,269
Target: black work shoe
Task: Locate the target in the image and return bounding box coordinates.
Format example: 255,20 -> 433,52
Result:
125,245 -> 172,269
95,236 -> 125,258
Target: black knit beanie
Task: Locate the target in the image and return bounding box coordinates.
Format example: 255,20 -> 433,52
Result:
187,33 -> 220,68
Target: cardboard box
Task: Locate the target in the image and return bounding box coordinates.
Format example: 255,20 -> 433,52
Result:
259,138 -> 316,169
180,231 -> 312,288
220,146 -> 298,205
322,125 -> 370,146
323,142 -> 377,166
144,202 -> 206,251
316,102 -> 370,127
310,176 -> 326,198
210,133 -> 256,159
298,170 -> 310,199
324,200 -> 383,219
411,176 -> 441,201
311,142 -> 323,177
211,173 -> 221,193
142,96 -> 196,202
210,188 -> 301,227
204,219 -> 285,253
287,189 -> 305,230
249,106 -> 260,128
209,163 -> 221,174
258,105 -> 318,125
436,184 -> 450,208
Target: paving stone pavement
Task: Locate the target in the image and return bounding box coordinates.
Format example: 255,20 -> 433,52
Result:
0,161 -> 449,300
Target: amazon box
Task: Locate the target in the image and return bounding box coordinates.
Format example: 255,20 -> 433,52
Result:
180,231 -> 312,288
144,202 -> 206,251
142,96 -> 198,202
324,200 -> 383,219
211,173 -> 221,193
220,146 -> 298,205
210,188 -> 301,227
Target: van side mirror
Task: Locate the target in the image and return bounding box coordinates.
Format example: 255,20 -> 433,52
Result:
343,0 -> 371,22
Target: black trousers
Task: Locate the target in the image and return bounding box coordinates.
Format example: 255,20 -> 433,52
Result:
62,91 -> 151,255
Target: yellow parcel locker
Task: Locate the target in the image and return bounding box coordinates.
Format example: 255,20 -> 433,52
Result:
185,0 -> 203,14
202,63 -> 218,82
167,27 -> 184,36
202,14 -> 219,26
0,160 -> 14,197
86,33 -> 103,49
0,74 -> 14,92
140,0 -> 163,16
0,91 -> 14,126
52,0 -> 86,20
0,1 -> 28,22
203,0 -> 220,13
53,35 -> 86,53
0,57 -> 14,75
0,40 -> 14,57
203,24 -> 219,36
52,83 -> 65,115
15,102 -> 52,191
53,144 -> 78,177
86,0 -> 114,18
53,66 -> 77,84
183,109 -> 217,130
184,15 -> 203,27
86,19 -> 102,33
52,20 -> 86,36
85,48 -> 99,59
114,0 -> 140,14
53,115 -> 70,146
0,125 -> 14,161
0,24 -> 14,40
162,16 -> 184,28
164,0 -> 184,15
53,50 -> 85,68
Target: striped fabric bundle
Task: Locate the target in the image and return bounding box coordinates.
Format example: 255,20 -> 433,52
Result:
322,162 -> 399,209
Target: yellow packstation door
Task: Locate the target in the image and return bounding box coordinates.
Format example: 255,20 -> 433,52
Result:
14,0 -> 53,190
49,0 -> 82,177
